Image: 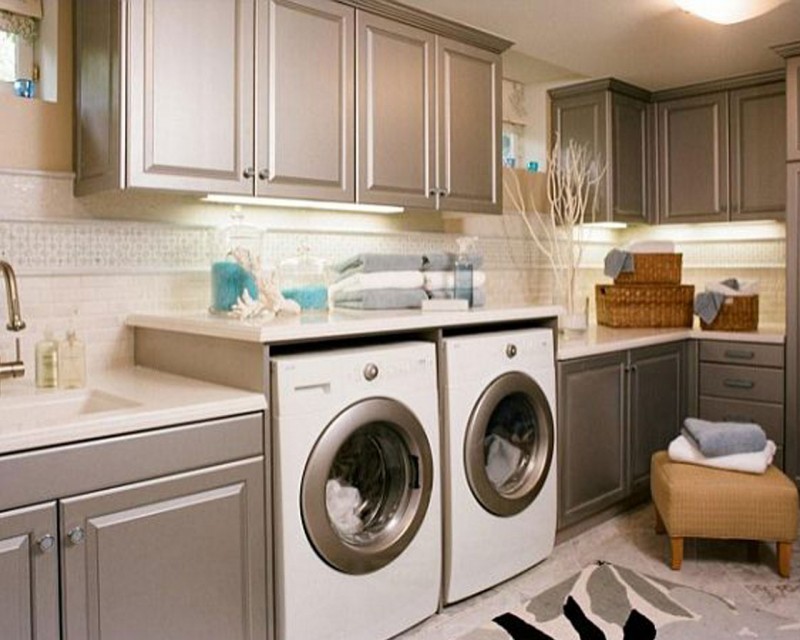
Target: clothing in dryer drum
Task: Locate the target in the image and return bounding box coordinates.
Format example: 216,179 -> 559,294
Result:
302,398 -> 434,575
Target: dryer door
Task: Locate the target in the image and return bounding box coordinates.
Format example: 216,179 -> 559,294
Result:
301,397 -> 433,575
465,372 -> 554,517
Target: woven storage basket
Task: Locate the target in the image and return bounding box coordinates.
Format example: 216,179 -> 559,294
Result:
596,284 -> 694,328
700,295 -> 759,332
613,253 -> 682,285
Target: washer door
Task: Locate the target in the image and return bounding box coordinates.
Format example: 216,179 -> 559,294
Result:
465,372 -> 554,517
301,397 -> 433,575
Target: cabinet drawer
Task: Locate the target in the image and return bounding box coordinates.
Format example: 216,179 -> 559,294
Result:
698,396 -> 784,444
699,341 -> 784,368
699,363 -> 783,403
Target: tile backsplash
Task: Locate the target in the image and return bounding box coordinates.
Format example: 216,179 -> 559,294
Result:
0,171 -> 787,376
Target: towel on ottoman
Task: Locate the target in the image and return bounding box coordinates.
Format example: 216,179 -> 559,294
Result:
668,435 -> 776,474
683,417 -> 766,457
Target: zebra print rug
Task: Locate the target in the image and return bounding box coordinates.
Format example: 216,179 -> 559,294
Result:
457,561 -> 799,639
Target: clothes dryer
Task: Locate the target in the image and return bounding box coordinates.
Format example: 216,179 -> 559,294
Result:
441,328 -> 557,603
271,342 -> 440,640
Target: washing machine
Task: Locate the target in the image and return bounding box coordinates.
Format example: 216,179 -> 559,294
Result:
441,328 -> 557,604
271,342 -> 441,640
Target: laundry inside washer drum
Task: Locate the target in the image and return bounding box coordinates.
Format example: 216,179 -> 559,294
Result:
483,393 -> 538,492
324,422 -> 411,544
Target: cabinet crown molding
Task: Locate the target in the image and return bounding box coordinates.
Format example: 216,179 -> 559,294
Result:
548,78 -> 652,102
772,40 -> 800,59
652,69 -> 785,102
340,0 -> 514,53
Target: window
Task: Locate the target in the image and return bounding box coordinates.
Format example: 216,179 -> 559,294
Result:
0,30 -> 15,82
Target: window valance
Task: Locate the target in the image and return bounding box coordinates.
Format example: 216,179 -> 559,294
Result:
0,0 -> 42,43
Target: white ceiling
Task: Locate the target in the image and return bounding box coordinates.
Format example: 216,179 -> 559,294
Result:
401,0 -> 800,89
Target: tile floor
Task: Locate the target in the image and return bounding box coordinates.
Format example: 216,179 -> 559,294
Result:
398,502 -> 800,639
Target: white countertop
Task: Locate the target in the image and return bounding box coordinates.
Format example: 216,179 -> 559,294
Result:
127,305 -> 563,343
0,367 -> 267,456
557,324 -> 786,360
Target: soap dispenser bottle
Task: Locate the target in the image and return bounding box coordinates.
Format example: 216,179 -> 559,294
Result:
454,237 -> 477,307
35,329 -> 59,388
59,317 -> 86,389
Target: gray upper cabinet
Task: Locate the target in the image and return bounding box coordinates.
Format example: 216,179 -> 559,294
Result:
437,37 -> 502,213
356,12 -> 436,208
657,92 -> 729,223
788,57 -> 800,161
127,0 -> 255,194
0,503 -> 59,640
550,80 -> 651,224
257,0 -> 355,201
61,458 -> 266,640
730,82 -> 787,220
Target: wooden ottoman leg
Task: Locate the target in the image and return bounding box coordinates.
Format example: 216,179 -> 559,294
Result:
777,542 -> 792,578
670,537 -> 684,570
654,506 -> 666,535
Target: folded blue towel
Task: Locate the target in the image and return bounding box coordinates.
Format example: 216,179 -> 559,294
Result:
694,291 -> 725,323
721,277 -> 740,290
421,252 -> 484,271
427,288 -> 486,307
331,288 -> 427,310
683,417 -> 767,457
332,253 -> 423,279
603,249 -> 635,278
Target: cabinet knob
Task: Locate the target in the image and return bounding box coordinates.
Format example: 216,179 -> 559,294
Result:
243,167 -> 255,179
67,527 -> 86,546
439,189 -> 448,197
258,169 -> 270,181
505,344 -> 517,359
428,189 -> 437,197
36,534 -> 55,553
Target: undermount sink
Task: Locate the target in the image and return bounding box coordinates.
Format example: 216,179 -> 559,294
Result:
1,389 -> 141,433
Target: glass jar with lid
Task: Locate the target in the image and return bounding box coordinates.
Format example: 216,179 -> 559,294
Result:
210,209 -> 266,314
279,244 -> 328,311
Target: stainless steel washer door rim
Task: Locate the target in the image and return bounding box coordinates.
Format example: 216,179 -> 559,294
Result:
464,372 -> 554,517
301,397 -> 434,575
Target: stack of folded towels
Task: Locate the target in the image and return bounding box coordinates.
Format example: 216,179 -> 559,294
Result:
329,252 -> 486,310
668,417 -> 776,474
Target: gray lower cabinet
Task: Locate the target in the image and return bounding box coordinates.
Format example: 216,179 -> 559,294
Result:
0,503 -> 59,640
0,413 -> 267,640
657,92 -> 729,223
61,458 -> 266,640
558,342 -> 686,529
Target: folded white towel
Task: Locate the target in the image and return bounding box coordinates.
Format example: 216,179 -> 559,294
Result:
668,435 -> 776,474
328,270 -> 424,295
423,270 -> 486,291
705,279 -> 759,297
624,240 -> 676,254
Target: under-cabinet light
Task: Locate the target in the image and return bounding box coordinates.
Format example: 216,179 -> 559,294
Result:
583,222 -> 628,230
675,0 -> 787,24
202,194 -> 404,215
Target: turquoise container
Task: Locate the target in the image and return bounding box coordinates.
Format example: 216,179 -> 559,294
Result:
211,261 -> 259,312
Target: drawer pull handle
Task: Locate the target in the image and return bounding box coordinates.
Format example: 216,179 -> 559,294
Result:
723,379 -> 755,390
723,414 -> 754,423
724,349 -> 755,360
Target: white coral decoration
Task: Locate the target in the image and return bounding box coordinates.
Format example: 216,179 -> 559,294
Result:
228,247 -> 301,319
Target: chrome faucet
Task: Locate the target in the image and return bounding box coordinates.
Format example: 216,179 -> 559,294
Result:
0,261 -> 26,389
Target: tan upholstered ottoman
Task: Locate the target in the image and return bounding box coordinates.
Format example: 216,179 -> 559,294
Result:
650,451 -> 798,577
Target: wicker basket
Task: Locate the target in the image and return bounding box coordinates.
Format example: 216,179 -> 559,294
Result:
614,253 -> 683,285
700,295 -> 759,332
596,284 -> 695,328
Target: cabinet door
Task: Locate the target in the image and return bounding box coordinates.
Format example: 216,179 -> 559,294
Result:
61,458 -> 266,640
550,90 -> 609,219
437,37 -> 501,213
658,93 -> 729,222
127,0 -> 255,194
629,343 -> 685,493
0,503 -> 59,640
357,12 -> 436,208
256,0 -> 355,201
788,57 -> 800,162
558,352 -> 628,528
611,92 -> 650,223
730,82 -> 787,220
791,163 -> 800,484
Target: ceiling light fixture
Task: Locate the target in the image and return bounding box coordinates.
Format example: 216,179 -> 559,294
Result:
202,194 -> 404,215
675,0 -> 788,24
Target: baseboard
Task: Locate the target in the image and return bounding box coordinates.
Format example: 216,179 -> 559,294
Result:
555,492 -> 650,545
